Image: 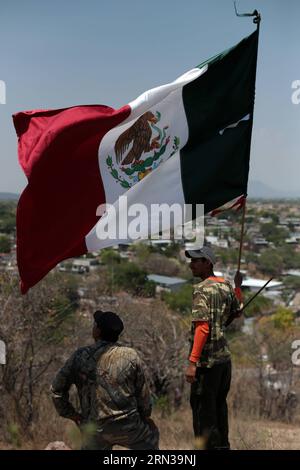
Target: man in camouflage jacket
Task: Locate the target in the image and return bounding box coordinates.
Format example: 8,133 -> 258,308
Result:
51,310 -> 159,450
185,246 -> 242,450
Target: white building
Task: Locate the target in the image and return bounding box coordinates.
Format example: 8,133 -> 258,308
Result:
206,236 -> 228,248
242,278 -> 283,299
71,258 -> 99,273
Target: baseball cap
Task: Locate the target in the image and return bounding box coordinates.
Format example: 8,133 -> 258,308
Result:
185,246 -> 216,265
93,311 -> 124,337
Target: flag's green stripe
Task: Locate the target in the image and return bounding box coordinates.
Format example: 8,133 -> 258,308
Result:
181,30 -> 258,213
196,44 -> 235,70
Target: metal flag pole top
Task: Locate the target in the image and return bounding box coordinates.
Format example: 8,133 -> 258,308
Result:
233,1 -> 261,25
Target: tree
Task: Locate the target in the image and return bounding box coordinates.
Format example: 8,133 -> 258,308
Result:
118,296 -> 187,406
260,211 -> 279,224
0,234 -> 11,253
131,242 -> 152,262
278,246 -> 300,270
0,272 -> 79,436
163,242 -> 181,258
243,293 -> 273,318
214,247 -> 238,265
114,261 -> 155,296
230,314 -> 300,422
138,252 -> 190,279
162,284 -> 193,315
257,249 -> 283,276
283,275 -> 300,291
100,248 -> 121,265
260,223 -> 288,245
244,250 -> 258,264
0,202 -> 16,234
271,306 -> 295,329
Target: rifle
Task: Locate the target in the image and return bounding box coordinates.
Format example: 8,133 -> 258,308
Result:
225,277 -> 273,327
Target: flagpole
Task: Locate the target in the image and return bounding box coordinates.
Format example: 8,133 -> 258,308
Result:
234,5 -> 261,274
237,198 -> 246,272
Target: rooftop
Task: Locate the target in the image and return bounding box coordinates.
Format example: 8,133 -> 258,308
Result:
147,274 -> 187,286
242,278 -> 282,289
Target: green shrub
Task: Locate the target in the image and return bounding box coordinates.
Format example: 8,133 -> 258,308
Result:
162,284 -> 193,314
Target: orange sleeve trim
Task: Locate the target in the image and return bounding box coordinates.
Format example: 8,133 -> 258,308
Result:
189,321 -> 209,363
208,276 -> 225,283
234,286 -> 243,302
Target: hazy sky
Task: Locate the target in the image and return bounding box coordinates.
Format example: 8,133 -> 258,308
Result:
0,0 -> 299,193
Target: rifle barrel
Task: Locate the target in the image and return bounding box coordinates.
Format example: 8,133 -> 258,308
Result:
241,277 -> 273,311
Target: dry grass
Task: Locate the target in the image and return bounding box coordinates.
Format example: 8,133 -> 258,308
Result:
4,404 -> 298,450
230,417 -> 300,450
153,407 -> 195,450
155,407 -> 300,450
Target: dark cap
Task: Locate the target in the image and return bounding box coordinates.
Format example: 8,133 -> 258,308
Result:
185,246 -> 216,265
93,311 -> 124,337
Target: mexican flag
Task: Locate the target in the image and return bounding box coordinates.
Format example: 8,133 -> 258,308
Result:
14,30 -> 258,293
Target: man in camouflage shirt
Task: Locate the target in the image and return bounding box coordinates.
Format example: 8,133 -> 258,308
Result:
51,310 -> 159,450
185,246 -> 242,450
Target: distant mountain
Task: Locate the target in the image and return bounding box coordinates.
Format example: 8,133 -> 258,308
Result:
0,192 -> 19,200
248,180 -> 300,199
0,182 -> 299,201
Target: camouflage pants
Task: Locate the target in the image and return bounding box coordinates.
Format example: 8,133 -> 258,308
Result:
190,361 -> 231,450
82,414 -> 159,450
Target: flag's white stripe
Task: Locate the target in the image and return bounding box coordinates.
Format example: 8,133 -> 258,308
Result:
89,65 -> 208,252
98,66 -> 207,206
86,151 -> 184,251
124,66 -> 207,124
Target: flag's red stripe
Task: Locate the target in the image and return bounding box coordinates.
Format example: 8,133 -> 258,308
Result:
13,104 -> 131,293
210,195 -> 246,217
